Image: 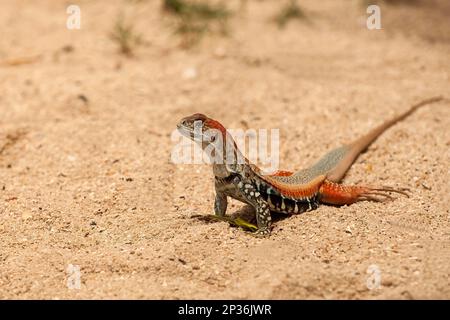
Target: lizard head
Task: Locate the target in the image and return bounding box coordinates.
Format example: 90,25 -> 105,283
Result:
177,113 -> 249,175
177,113 -> 227,146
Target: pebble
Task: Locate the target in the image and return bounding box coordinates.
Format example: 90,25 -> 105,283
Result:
182,67 -> 197,80
213,47 -> 226,59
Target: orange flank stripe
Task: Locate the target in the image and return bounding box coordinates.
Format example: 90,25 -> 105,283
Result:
262,175 -> 326,199
268,170 -> 294,177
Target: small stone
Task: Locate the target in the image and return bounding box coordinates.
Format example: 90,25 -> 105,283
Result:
421,182 -> 431,190
382,278 -> 395,287
62,45 -> 74,53
345,226 -> 352,234
77,94 -> 89,105
22,213 -> 32,220
213,47 -> 226,58
182,67 -> 197,79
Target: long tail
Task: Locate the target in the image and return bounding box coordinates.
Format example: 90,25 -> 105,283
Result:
326,96 -> 443,182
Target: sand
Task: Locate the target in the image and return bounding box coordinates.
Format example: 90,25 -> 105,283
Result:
0,0 -> 449,299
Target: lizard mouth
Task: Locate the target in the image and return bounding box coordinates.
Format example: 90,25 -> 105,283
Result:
177,124 -> 203,142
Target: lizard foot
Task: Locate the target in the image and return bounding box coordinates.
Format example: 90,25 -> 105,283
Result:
250,227 -> 272,238
202,214 -> 258,232
357,186 -> 410,202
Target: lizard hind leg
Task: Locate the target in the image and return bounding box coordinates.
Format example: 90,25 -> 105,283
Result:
318,180 -> 409,205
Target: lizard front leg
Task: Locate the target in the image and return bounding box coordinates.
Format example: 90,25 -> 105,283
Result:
253,198 -> 272,236
233,177 -> 272,236
209,179 -> 260,231
214,192 -> 227,216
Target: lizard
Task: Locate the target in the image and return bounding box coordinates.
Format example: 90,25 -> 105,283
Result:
176,96 -> 443,236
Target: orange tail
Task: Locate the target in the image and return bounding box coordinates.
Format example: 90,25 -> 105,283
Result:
318,180 -> 408,205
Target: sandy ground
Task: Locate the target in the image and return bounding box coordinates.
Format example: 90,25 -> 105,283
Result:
0,0 -> 449,299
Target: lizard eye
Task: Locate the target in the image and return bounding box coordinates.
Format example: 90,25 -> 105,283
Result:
210,135 -> 216,142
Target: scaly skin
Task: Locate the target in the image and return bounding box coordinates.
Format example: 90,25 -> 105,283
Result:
176,96 -> 443,236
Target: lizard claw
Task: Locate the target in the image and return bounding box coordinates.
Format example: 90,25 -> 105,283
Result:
378,186 -> 410,197
231,217 -> 259,232
357,186 -> 410,202
201,214 -> 259,232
